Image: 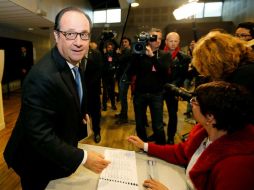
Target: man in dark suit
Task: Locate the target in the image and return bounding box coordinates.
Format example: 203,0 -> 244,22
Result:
4,7 -> 110,190
19,46 -> 33,86
83,45 -> 103,143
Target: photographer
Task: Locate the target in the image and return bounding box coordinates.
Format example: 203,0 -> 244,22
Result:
129,28 -> 171,145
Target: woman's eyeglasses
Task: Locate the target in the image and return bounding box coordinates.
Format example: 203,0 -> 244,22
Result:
190,97 -> 199,106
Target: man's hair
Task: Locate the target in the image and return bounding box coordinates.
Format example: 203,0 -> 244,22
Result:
236,22 -> 254,38
121,36 -> 131,45
149,28 -> 162,35
192,32 -> 254,80
54,7 -> 92,31
196,81 -> 254,133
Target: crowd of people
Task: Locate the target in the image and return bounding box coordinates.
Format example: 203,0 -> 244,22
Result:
3,6 -> 254,190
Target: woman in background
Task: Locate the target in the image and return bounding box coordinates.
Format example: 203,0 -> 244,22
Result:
191,32 -> 254,94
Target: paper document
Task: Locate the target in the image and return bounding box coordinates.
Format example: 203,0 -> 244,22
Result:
97,149 -> 139,190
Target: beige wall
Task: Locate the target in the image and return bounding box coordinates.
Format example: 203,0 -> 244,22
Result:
0,50 -> 5,130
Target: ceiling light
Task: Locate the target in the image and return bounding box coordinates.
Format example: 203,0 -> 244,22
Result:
173,0 -> 199,20
36,8 -> 47,16
131,2 -> 139,7
127,0 -> 139,7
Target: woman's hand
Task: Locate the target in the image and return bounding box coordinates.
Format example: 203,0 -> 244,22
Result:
127,135 -> 145,149
143,178 -> 169,190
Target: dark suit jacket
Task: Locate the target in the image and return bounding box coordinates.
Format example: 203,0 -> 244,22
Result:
4,46 -> 88,180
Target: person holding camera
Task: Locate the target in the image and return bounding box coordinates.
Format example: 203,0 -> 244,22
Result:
128,81 -> 254,190
164,32 -> 191,144
129,28 -> 171,145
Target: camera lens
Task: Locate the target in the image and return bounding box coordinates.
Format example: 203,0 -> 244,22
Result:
134,43 -> 144,51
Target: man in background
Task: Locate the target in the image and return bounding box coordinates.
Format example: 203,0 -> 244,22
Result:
102,41 -> 118,111
115,37 -> 132,124
235,22 -> 254,48
19,46 -> 32,85
83,42 -> 103,143
164,32 -> 190,144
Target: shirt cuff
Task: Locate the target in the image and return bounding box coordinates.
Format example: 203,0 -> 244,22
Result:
144,142 -> 148,152
81,149 -> 88,165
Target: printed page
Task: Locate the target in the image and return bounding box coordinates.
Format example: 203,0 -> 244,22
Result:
97,149 -> 139,190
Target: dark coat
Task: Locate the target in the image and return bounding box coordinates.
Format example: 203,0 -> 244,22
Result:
4,46 -> 87,180
129,50 -> 172,94
225,62 -> 254,95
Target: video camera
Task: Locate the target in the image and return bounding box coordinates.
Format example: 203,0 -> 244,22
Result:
132,31 -> 157,55
100,29 -> 116,41
164,83 -> 193,101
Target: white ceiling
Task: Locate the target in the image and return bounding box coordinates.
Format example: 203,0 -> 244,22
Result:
0,0 -> 187,36
0,0 -> 53,36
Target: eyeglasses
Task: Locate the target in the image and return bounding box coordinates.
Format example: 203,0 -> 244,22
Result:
57,30 -> 90,40
190,97 -> 199,106
235,33 -> 252,38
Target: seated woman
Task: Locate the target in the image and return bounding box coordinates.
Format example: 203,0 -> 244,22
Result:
128,81 -> 254,190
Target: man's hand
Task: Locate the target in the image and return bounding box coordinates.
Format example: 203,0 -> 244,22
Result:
83,114 -> 90,125
143,179 -> 169,190
84,151 -> 110,173
146,45 -> 154,57
127,135 -> 145,149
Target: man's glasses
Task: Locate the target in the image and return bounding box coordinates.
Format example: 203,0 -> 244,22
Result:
190,97 -> 199,106
57,30 -> 90,40
235,33 -> 252,38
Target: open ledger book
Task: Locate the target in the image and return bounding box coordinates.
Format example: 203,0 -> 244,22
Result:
97,149 -> 139,190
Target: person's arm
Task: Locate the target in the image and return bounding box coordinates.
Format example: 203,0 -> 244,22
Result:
128,125 -> 205,166
127,135 -> 188,165
127,136 -> 145,149
127,136 -> 170,190
83,151 -> 110,173
143,178 -> 169,190
22,64 -> 109,174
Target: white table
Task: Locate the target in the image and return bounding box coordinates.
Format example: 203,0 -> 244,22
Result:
46,144 -> 187,190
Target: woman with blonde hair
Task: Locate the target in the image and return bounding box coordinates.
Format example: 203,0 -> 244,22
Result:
191,32 -> 254,94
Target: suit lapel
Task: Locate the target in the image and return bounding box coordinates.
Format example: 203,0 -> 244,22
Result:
52,47 -> 81,110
